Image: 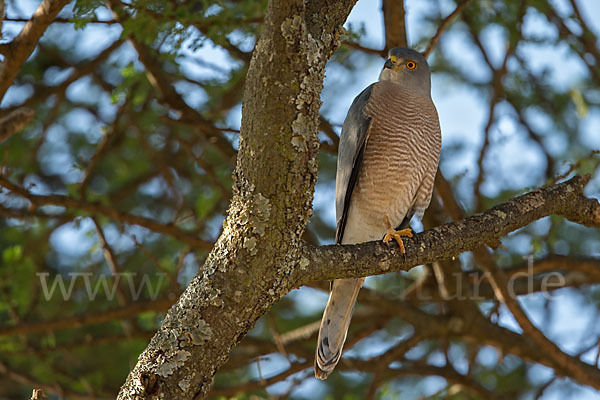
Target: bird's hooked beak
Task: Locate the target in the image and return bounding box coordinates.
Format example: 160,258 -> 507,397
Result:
384,55 -> 399,70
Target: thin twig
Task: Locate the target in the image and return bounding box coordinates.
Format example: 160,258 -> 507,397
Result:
0,297 -> 174,336
0,108 -> 34,143
0,176 -> 214,250
4,16 -> 119,24
424,0 -> 473,57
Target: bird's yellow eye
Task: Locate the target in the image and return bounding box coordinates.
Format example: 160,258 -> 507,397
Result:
406,61 -> 417,70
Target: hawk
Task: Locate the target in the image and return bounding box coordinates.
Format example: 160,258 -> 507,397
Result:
315,47 -> 442,379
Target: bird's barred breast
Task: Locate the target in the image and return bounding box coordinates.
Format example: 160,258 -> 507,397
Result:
345,81 -> 441,242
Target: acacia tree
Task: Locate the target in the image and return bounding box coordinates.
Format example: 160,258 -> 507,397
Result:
0,0 -> 600,399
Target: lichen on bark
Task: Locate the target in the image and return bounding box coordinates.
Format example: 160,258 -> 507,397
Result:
117,1 -> 358,398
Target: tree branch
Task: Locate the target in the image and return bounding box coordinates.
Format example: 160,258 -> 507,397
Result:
423,0 -> 473,57
0,362 -> 112,400
0,176 -> 214,250
295,174 -> 600,389
0,297 -> 174,337
0,108 -> 34,143
342,40 -> 386,57
296,175 -> 599,283
431,168 -> 600,387
0,0 -> 71,101
382,0 -> 407,50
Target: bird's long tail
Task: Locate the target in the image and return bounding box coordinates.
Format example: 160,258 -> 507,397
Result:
315,277 -> 364,379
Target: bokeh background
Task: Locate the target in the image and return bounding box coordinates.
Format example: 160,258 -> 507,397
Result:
1,0 -> 600,398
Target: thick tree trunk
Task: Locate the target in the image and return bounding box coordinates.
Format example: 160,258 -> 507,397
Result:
116,0 -> 357,398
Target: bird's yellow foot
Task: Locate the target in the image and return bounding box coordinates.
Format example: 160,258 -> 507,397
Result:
383,227 -> 413,254
382,216 -> 412,254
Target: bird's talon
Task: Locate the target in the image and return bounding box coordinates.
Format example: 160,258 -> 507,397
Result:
382,226 -> 412,255
382,233 -> 393,244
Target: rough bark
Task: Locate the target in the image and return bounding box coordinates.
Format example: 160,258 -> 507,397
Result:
116,0 -> 357,398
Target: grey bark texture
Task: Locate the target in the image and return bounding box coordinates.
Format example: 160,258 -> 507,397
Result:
116,0 -> 358,398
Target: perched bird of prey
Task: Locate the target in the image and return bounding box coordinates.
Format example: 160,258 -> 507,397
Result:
315,47 -> 441,379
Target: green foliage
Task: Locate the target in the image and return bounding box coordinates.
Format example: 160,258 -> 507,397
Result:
72,0 -> 106,28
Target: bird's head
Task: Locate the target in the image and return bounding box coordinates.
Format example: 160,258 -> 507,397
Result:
379,47 -> 431,97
